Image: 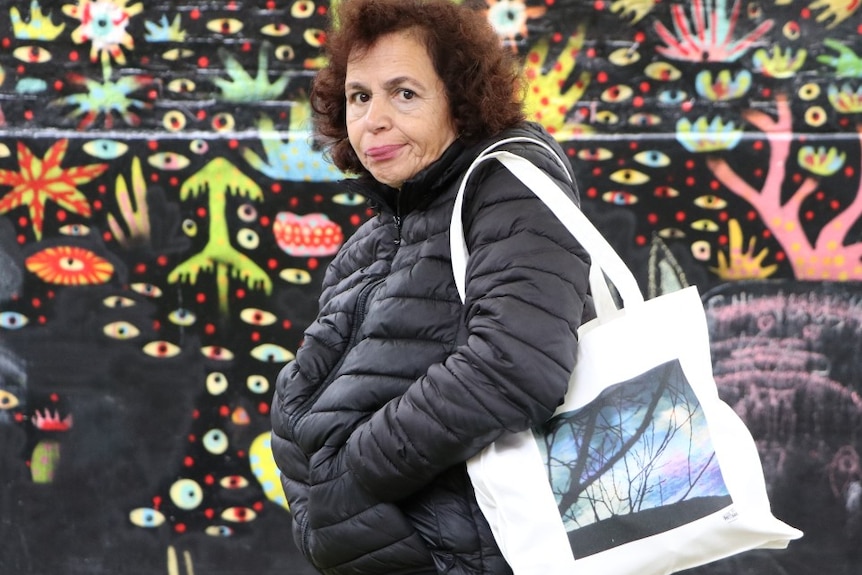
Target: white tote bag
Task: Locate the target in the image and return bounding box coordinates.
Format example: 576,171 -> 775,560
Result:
450,137 -> 803,575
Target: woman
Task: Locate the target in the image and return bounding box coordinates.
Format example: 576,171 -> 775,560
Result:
270,0 -> 592,573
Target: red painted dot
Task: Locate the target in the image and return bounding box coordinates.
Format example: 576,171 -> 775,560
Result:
271,182 -> 282,193
69,51 -> 79,62
31,298 -> 41,308
647,213 -> 658,224
188,434 -> 196,442
190,8 -> 201,18
229,140 -> 239,149
135,263 -> 147,274
196,293 -> 207,304
282,319 -> 292,329
596,71 -> 608,83
198,56 -> 209,68
219,405 -> 230,417
236,288 -> 246,299
157,255 -> 168,266
205,323 -> 216,335
635,235 -> 646,246
174,524 -> 187,533
196,207 -> 207,218
308,258 -> 319,270
183,456 -> 194,467
196,109 -> 207,120
675,211 -> 686,222
53,80 -> 63,90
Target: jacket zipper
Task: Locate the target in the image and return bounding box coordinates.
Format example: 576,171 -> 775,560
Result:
393,192 -> 403,245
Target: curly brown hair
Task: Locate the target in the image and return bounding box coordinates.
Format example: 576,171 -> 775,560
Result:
310,0 -> 525,175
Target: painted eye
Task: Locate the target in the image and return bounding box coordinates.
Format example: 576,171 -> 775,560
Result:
654,186 -> 680,198
303,28 -> 325,48
783,21 -> 800,40
207,18 -> 243,34
58,223 -> 91,236
149,152 -> 190,171
237,204 -> 257,222
602,191 -> 638,205
129,507 -> 166,528
203,428 -> 229,454
206,525 -> 235,537
608,46 -> 640,66
83,139 -> 128,159
182,219 -> 198,237
798,83 -> 820,101
167,78 -> 196,93
645,62 -> 681,82
804,106 -> 827,127
658,228 -> 687,239
577,147 -> 613,161
693,194 -> 728,209
250,343 -> 295,363
130,282 -> 163,297
628,113 -> 662,127
691,219 -> 720,232
143,340 -> 182,358
170,478 -> 203,509
633,150 -> 671,168
279,268 -> 312,284
0,143 -> 11,158
220,475 -> 250,489
206,372 -> 229,395
600,84 -> 633,103
658,89 -> 689,104
162,48 -> 193,60
594,110 -> 619,125
747,3 -> 762,19
201,345 -> 235,361
610,169 -> 650,185
221,506 -> 257,523
0,311 -> 29,330
168,308 -> 197,326
247,375 -> 270,394
236,228 -> 260,249
190,139 -> 209,154
103,321 -> 141,340
274,45 -> 295,61
261,23 -> 291,36
212,113 -> 236,132
163,110 -> 187,132
332,192 -> 366,206
0,389 -> 20,410
291,0 -> 315,18
103,295 -> 136,308
240,308 -> 277,326
13,46 -> 51,63
691,240 -> 711,260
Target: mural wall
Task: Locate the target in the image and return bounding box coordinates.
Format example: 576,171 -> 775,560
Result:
0,1 -> 859,573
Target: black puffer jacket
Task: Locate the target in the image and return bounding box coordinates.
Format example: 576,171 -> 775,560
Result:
271,122 -> 592,574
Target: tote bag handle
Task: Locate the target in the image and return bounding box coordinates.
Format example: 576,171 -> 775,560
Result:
450,137 -> 644,318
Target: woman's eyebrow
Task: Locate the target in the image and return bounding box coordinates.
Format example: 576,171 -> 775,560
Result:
345,76 -> 427,92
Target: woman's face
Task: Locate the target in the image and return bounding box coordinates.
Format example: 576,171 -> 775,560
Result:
345,31 -> 458,188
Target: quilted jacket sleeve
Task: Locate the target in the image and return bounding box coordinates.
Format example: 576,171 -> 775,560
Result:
344,146 -> 592,502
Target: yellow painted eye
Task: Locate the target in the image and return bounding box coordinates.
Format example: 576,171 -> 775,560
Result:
182,219 -> 198,237
291,0 -> 315,18
654,186 -> 680,198
170,478 -> 203,509
261,23 -> 291,36
693,194 -> 728,209
576,147 -> 613,161
279,268 -> 312,284
691,219 -> 720,232
0,389 -> 20,410
220,475 -> 250,489
13,45 -> 51,63
594,110 -> 619,125
148,152 -> 190,171
236,228 -> 260,250
203,428 -> 229,454
600,84 -> 633,103
608,46 -> 640,66
633,150 -> 671,167
783,21 -> 800,40
143,340 -> 182,358
247,374 -> 270,394
332,192 -> 366,206
207,18 -> 243,34
250,343 -> 295,363
602,191 -> 638,205
0,311 -> 29,330
58,223 -> 91,236
168,308 -> 197,326
82,139 -> 128,159
798,83 -> 820,101
804,106 -> 827,127
206,525 -> 235,537
206,371 -> 229,395
201,345 -> 235,361
162,48 -> 193,61
190,139 -> 209,154
747,3 -> 762,19
658,227 -> 686,239
303,28 -> 325,48
130,282 -> 163,297
167,78 -> 196,93
221,506 -> 257,523
628,113 -> 662,127
274,45 -> 295,61
129,507 -> 165,528
212,112 -> 236,132
609,169 -> 650,185
103,321 -> 141,340
103,295 -> 136,308
644,61 -> 681,82
240,308 -> 277,326
163,110 -> 187,132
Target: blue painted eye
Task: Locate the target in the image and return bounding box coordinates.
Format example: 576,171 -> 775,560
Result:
129,507 -> 166,528
170,478 -> 203,509
332,192 -> 366,206
602,191 -> 639,205
247,374 -> 270,394
0,311 -> 29,330
206,525 -> 235,537
658,89 -> 689,104
103,321 -> 141,340
250,343 -> 294,363
58,223 -> 91,236
130,283 -> 163,298
633,150 -> 671,168
279,268 -> 312,285
83,139 -> 129,159
168,308 -> 197,326
103,295 -> 136,308
203,428 -> 229,454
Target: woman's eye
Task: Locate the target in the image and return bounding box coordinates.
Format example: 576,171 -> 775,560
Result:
401,90 -> 415,99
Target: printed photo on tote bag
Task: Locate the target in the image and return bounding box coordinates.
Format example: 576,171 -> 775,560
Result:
450,137 -> 803,575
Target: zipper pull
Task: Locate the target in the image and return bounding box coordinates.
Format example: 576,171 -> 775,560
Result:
393,214 -> 402,245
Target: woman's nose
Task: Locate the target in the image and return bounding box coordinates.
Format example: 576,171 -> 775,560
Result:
364,98 -> 392,132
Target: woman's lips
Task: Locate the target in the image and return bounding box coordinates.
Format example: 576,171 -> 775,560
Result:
365,145 -> 403,161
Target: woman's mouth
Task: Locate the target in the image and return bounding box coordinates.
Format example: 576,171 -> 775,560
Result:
365,145 -> 403,161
